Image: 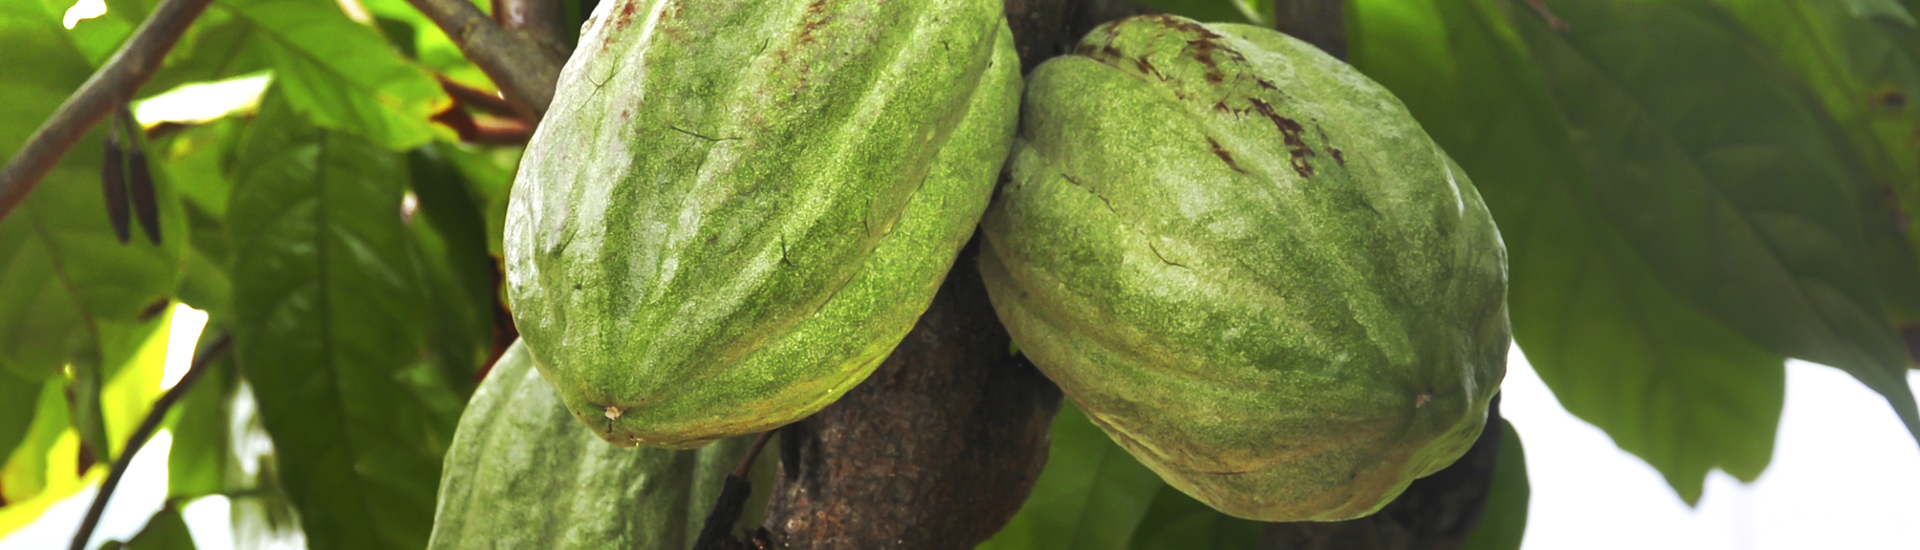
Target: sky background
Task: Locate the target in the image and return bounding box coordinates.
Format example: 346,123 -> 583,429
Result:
3,306 -> 1918,550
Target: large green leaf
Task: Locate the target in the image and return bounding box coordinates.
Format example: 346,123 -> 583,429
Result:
1713,0 -> 1920,328
228,88 -> 456,550
976,403 -> 1165,550
214,0 -> 448,150
0,0 -> 186,382
1129,486 -> 1262,550
1520,0 -> 1919,437
99,505 -> 199,550
154,119 -> 244,318
0,367 -> 36,466
166,351 -> 234,500
404,147 -> 498,394
1349,0 -> 1787,503
140,9 -> 276,97
1459,418 -> 1528,550
356,0 -> 490,91
0,377 -> 67,506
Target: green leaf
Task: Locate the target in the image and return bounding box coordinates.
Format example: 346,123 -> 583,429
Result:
1349,0 -> 1787,503
68,342 -> 113,472
0,377 -> 67,504
140,8 -> 277,97
0,367 -> 36,464
0,0 -> 186,381
61,0 -> 158,68
430,144 -> 518,258
107,505 -> 199,550
215,0 -> 449,150
976,403 -> 1166,550
1129,485 -> 1262,550
1520,0 -> 1920,438
227,88 -> 453,550
1459,418 -> 1528,550
1714,0 -> 1920,330
154,119 -> 243,317
167,350 -> 233,500
405,146 -> 500,394
357,0 -> 490,89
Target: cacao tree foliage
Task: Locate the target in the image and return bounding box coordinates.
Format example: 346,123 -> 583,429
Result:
0,0 -> 1915,548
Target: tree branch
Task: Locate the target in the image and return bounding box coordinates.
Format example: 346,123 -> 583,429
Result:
759,247 -> 1064,550
406,0 -> 564,122
491,0 -> 570,59
0,0 -> 216,225
67,331 -> 232,550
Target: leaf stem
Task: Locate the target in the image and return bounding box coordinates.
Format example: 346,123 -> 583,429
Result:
67,332 -> 232,550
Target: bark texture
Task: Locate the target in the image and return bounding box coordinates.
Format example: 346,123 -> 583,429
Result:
748,3 -> 1154,548
759,249 -> 1063,550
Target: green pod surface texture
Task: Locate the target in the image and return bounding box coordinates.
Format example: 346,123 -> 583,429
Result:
504,0 -> 1022,448
978,15 -> 1510,522
427,340 -> 748,549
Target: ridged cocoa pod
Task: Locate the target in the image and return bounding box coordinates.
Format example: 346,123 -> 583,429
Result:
504,0 -> 1022,448
979,15 -> 1510,521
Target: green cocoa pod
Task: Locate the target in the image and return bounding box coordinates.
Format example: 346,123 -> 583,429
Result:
978,15 -> 1510,522
427,339 -> 748,549
504,0 -> 1021,448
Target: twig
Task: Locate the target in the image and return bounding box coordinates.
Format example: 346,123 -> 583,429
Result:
436,75 -> 520,118
67,332 -> 232,550
405,0 -> 563,122
0,0 -> 217,225
692,429 -> 777,550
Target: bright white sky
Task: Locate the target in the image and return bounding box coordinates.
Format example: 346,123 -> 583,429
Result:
3,316 -> 1918,549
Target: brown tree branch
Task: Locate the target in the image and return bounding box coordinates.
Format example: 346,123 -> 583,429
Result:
759,247 -> 1064,550
0,0 -> 216,225
67,332 -> 232,550
491,0 -> 570,59
405,0 -> 564,122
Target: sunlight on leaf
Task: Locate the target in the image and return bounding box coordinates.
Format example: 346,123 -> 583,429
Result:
61,0 -> 104,29
0,432 -> 102,537
134,72 -> 273,127
158,305 -> 209,391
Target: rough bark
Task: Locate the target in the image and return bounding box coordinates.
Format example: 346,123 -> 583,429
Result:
758,246 -> 1063,550
748,3 -> 1154,549
1259,397 -> 1506,550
